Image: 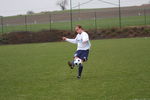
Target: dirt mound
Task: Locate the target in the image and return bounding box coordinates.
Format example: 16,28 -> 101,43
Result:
0,30 -> 73,44
0,26 -> 150,45
88,26 -> 150,39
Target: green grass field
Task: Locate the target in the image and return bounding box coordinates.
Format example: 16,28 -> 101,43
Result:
1,15 -> 150,33
0,37 -> 150,100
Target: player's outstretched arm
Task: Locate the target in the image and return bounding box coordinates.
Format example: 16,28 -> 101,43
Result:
62,37 -> 77,44
62,37 -> 67,40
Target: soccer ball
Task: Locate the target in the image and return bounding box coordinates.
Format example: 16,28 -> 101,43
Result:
74,58 -> 82,66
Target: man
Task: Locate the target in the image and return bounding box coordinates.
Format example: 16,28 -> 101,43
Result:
62,25 -> 91,79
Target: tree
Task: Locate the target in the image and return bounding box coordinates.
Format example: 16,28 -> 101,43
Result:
56,0 -> 68,10
27,11 -> 34,15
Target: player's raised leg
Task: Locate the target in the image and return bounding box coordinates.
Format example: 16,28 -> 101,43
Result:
68,57 -> 80,69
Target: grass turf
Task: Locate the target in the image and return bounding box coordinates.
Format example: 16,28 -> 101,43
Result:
0,37 -> 150,100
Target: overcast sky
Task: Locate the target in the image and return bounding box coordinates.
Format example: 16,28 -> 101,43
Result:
0,0 -> 149,16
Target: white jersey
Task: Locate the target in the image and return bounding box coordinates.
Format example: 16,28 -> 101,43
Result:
66,31 -> 91,50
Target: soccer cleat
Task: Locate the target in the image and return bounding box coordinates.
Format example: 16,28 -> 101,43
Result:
77,76 -> 81,79
68,61 -> 74,69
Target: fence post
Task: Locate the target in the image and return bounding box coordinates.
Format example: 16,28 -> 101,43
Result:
78,2 -> 81,21
1,16 -> 4,34
144,8 -> 147,25
49,13 -> 52,32
70,0 -> 73,32
94,12 -> 97,33
25,15 -> 27,32
118,0 -> 122,28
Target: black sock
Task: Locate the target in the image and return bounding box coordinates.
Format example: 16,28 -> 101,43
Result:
78,64 -> 83,77
72,61 -> 74,66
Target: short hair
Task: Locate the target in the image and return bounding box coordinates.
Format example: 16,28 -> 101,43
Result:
76,25 -> 83,29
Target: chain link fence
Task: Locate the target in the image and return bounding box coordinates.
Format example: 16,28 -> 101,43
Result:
0,5 -> 150,34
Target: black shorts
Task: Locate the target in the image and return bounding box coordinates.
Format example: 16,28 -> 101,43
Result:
74,49 -> 89,61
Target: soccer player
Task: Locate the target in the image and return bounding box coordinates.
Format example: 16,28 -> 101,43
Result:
62,25 -> 91,79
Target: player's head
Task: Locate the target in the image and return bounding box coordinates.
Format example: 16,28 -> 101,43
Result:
75,25 -> 83,34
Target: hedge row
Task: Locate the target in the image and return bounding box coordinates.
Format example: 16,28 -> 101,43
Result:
0,26 -> 150,45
